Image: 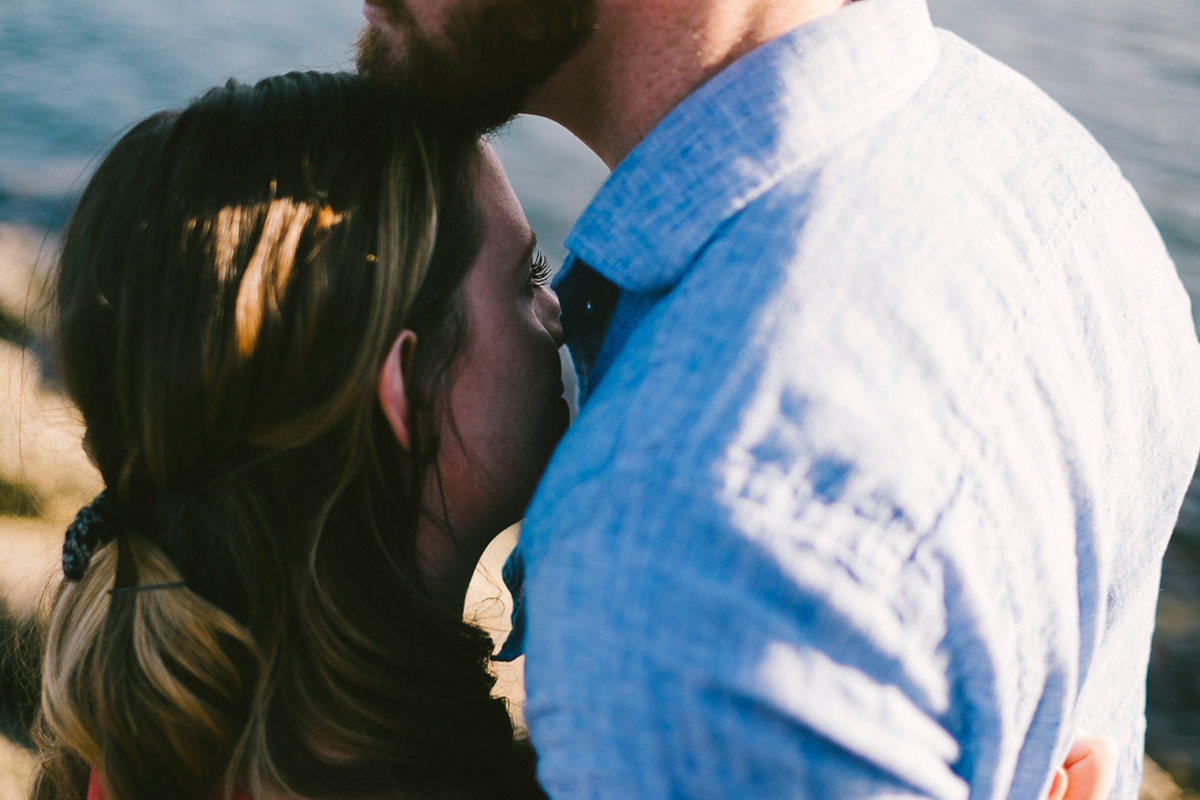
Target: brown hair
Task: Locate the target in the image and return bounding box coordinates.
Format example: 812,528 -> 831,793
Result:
34,71 -> 540,800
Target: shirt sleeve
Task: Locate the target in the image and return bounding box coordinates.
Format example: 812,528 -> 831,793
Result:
520,480 -> 975,800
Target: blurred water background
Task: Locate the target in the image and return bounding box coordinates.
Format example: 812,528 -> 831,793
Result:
0,0 -> 1198,792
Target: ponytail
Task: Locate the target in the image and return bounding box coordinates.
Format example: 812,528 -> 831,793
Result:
37,539 -> 259,800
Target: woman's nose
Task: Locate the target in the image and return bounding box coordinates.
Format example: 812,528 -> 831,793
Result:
537,286 -> 565,348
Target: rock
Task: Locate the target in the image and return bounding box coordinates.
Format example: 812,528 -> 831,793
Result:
0,223 -> 55,346
0,223 -> 98,531
0,222 -> 97,765
0,735 -> 35,800
1147,533 -> 1200,793
1143,756 -> 1200,800
0,339 -> 99,523
465,524 -> 526,728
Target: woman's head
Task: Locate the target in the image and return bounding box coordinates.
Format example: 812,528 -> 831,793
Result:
57,68 -> 482,539
37,71 -> 546,800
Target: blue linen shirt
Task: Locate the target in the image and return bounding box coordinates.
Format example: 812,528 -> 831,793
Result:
505,0 -> 1200,797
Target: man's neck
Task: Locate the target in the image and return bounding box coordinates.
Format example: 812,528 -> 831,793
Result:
525,0 -> 853,169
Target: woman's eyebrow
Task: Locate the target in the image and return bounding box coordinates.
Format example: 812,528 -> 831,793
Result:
516,231 -> 539,273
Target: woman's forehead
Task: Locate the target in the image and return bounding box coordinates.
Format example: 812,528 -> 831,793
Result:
474,144 -> 531,251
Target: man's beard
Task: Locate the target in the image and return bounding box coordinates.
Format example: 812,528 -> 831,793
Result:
357,0 -> 596,135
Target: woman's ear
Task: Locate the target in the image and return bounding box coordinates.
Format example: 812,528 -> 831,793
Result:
378,330 -> 419,451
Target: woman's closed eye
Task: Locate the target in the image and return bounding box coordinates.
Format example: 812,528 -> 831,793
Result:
529,249 -> 552,288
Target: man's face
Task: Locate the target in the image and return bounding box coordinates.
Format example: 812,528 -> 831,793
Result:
357,0 -> 597,134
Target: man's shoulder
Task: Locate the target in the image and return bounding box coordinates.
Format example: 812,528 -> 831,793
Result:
524,16 -> 1199,599
739,26 -> 1130,262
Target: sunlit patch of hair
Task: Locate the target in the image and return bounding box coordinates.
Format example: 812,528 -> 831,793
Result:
202,199 -> 351,364
233,199 -> 311,359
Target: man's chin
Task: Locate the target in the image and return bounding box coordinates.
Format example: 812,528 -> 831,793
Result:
357,26 -> 517,134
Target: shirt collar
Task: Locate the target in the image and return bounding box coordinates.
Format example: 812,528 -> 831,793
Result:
564,0 -> 940,294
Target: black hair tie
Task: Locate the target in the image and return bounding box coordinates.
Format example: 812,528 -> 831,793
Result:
62,491 -> 117,582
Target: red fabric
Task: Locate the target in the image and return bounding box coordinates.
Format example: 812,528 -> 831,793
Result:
87,770 -> 103,800
88,769 -> 250,799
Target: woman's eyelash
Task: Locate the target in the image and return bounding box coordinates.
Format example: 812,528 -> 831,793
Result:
529,250 -> 552,287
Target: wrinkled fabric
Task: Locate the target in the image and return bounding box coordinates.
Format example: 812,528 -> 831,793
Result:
505,0 -> 1200,797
